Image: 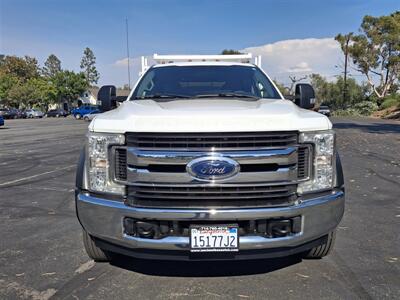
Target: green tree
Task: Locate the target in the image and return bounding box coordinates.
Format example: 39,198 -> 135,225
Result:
6,77 -> 57,109
335,11 -> 400,103
309,73 -> 330,105
0,55 -> 39,82
80,47 -> 99,86
42,54 -> 61,78
221,49 -> 243,55
0,71 -> 19,104
53,70 -> 88,104
272,80 -> 289,96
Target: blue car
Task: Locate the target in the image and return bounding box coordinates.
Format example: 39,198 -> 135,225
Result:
71,105 -> 100,119
0,115 -> 4,127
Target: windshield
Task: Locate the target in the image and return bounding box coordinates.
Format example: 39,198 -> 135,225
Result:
130,65 -> 281,100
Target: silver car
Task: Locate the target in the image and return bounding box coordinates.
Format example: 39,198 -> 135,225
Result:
318,106 -> 331,117
26,109 -> 44,118
83,110 -> 101,122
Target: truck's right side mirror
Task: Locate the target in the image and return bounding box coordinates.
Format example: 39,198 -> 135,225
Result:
98,85 -> 117,112
294,83 -> 316,109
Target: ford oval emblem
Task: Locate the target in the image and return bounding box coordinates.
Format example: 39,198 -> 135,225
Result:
186,156 -> 240,181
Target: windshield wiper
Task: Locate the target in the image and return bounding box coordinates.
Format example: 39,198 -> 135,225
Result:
194,93 -> 260,100
131,94 -> 190,100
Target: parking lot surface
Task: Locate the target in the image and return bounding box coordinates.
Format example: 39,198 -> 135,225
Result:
0,117 -> 399,299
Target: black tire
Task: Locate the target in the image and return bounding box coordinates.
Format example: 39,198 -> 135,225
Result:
82,230 -> 110,262
303,230 -> 336,259
75,113 -> 82,120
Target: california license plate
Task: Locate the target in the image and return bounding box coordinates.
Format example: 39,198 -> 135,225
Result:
190,225 -> 239,252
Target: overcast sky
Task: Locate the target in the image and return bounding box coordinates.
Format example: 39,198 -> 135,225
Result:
1,0 -> 399,87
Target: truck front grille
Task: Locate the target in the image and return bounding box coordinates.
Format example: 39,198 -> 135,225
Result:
126,184 -> 297,208
113,131 -> 313,209
126,131 -> 298,151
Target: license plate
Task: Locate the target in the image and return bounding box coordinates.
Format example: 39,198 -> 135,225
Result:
190,225 -> 239,252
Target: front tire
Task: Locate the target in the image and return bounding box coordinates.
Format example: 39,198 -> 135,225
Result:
75,113 -> 82,120
82,230 -> 110,262
303,230 -> 336,259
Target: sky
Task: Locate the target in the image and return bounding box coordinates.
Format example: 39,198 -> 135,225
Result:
1,0 -> 399,87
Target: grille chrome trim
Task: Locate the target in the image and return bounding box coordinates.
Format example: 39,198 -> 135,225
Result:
122,147 -> 300,184
127,147 -> 298,166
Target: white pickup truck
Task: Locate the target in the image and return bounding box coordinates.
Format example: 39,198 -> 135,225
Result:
75,54 -> 344,261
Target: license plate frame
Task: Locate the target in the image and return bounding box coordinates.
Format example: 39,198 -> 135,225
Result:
189,224 -> 239,253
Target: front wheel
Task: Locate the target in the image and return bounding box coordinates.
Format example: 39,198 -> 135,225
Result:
303,230 -> 336,259
82,230 -> 110,262
75,113 -> 82,120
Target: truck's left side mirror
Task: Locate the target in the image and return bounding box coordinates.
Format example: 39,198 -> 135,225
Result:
98,85 -> 117,112
294,83 -> 316,109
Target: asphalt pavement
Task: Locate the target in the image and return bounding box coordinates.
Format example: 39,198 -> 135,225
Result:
0,117 -> 399,300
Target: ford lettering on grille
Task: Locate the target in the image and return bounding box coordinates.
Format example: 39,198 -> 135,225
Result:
186,156 -> 240,181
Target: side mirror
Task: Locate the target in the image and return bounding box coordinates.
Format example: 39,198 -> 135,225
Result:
98,85 -> 117,112
295,83 -> 316,109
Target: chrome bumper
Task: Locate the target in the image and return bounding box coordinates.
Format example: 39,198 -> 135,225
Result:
76,190 -> 344,253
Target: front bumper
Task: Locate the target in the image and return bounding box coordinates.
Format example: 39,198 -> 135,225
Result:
76,189 -> 344,260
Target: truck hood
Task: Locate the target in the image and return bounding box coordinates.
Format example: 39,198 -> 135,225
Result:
89,98 -> 332,133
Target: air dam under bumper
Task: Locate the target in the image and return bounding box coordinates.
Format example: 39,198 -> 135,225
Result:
76,190 -> 344,260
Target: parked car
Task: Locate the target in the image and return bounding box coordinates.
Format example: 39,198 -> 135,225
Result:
14,109 -> 27,119
0,115 -> 4,126
71,105 -> 99,119
0,108 -> 17,119
46,109 -> 68,118
25,109 -> 44,118
83,110 -> 101,121
76,54 -> 344,262
318,105 -> 331,117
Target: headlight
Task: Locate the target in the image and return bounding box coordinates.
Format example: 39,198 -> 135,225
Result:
297,130 -> 335,194
87,132 -> 125,195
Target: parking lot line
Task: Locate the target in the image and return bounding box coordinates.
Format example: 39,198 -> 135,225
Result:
0,164 -> 75,187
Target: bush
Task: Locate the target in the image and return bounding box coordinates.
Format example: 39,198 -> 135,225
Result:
380,94 -> 400,110
353,101 -> 379,116
332,101 -> 378,117
332,109 -> 361,117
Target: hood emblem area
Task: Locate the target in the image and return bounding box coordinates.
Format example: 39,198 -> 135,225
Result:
186,156 -> 240,181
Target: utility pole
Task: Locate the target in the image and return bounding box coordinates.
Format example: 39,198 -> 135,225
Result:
342,34 -> 351,104
125,18 -> 131,89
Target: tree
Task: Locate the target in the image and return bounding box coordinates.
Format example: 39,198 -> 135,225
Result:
0,71 -> 19,105
42,54 -> 61,78
0,55 -> 39,82
309,73 -> 330,105
221,49 -> 243,55
53,70 -> 88,104
335,11 -> 400,103
273,80 -> 289,96
6,77 -> 57,109
288,75 -> 307,94
80,47 -> 99,86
